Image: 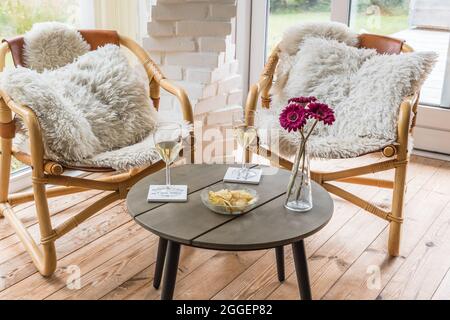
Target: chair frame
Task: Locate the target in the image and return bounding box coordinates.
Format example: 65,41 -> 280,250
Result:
245,42 -> 418,257
0,34 -> 194,276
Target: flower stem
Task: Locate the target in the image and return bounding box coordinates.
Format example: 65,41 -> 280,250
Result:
285,129 -> 304,205
295,133 -> 307,201
294,120 -> 318,201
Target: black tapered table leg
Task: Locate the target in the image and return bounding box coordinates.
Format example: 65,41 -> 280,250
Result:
292,240 -> 312,300
161,241 -> 181,300
275,246 -> 285,282
153,237 -> 168,289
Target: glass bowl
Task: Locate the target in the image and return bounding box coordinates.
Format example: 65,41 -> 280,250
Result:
201,183 -> 259,215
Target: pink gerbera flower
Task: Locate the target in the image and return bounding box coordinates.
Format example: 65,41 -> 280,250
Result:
288,96 -> 317,105
279,103 -> 308,132
307,102 -> 335,125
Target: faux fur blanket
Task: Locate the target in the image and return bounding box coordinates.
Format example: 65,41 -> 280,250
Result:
1,23 -> 162,170
259,22 -> 437,159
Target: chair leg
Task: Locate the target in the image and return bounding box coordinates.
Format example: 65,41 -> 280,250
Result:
32,182 -> 57,276
388,162 -> 407,257
0,175 -> 57,276
0,138 -> 12,217
4,156 -> 58,276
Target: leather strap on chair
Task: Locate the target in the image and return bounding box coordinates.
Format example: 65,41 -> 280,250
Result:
0,120 -> 15,139
261,96 -> 272,108
79,30 -> 120,50
2,37 -> 25,67
358,34 -> 405,54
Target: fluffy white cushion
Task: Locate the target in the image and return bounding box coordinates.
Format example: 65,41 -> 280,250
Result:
260,35 -> 437,159
272,22 -> 359,99
2,44 -> 161,170
23,22 -> 90,72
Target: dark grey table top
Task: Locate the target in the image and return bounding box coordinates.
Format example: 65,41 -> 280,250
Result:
127,164 -> 333,251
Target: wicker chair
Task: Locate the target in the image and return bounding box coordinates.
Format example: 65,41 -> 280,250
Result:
245,33 -> 419,256
0,30 -> 194,276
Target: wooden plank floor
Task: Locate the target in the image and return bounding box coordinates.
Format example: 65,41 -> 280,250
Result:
1,154 -> 450,300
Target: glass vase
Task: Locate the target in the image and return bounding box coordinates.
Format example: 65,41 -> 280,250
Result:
285,141 -> 313,212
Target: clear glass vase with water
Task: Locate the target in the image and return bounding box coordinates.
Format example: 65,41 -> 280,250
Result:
285,141 -> 313,212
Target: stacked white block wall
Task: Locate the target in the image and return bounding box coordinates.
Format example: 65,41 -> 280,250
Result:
144,0 -> 242,128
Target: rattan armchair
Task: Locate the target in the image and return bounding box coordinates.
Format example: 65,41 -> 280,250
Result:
0,30 -> 194,276
245,33 -> 418,256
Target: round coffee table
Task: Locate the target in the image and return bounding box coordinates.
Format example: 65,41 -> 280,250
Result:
127,164 -> 333,300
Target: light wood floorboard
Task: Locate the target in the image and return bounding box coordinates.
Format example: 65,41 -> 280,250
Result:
1,155 -> 449,300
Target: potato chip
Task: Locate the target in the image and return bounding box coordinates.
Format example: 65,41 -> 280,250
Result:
208,189 -> 256,213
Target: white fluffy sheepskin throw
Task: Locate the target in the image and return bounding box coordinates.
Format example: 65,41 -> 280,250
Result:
272,21 -> 359,100
1,24 -> 164,170
23,22 -> 90,71
260,22 -> 437,159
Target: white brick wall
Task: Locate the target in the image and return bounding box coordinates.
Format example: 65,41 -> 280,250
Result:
147,21 -> 174,36
218,75 -> 241,94
143,36 -> 195,51
209,4 -> 237,20
165,52 -> 222,68
198,37 -> 227,52
152,3 -> 210,21
227,89 -> 242,105
211,62 -> 231,82
229,59 -> 239,74
173,81 -> 204,100
147,51 -> 162,64
202,83 -> 218,99
176,21 -> 232,36
160,65 -> 183,80
195,94 -> 228,114
144,0 -> 241,129
205,105 -> 241,126
185,68 -> 213,84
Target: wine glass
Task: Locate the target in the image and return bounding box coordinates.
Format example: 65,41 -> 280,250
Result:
232,110 -> 258,179
153,122 -> 183,190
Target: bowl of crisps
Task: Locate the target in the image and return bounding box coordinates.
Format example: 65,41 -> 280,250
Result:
201,184 -> 259,215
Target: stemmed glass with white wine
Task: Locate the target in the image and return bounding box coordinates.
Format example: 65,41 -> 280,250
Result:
232,110 -> 258,180
149,122 -> 187,201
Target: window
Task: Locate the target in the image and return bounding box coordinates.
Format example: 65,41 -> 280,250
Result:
0,0 -> 80,39
1,0 -> 81,175
349,0 -> 409,35
267,0 -> 332,54
349,0 -> 450,107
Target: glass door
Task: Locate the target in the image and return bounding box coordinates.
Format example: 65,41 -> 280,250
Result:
245,0 -> 345,91
349,0 -> 450,108
244,0 -> 450,154
245,0 -> 350,84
